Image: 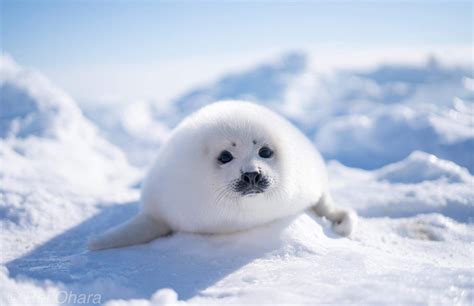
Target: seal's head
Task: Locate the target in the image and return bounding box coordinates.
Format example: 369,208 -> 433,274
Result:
215,138 -> 276,197
189,103 -> 290,203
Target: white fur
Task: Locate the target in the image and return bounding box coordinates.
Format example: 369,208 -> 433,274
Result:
89,101 -> 357,250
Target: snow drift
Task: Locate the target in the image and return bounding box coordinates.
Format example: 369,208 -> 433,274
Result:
315,102 -> 474,171
84,54 -> 474,173
0,54 -> 138,193
376,150 -> 472,184
0,55 -> 138,262
84,101 -> 170,168
329,155 -> 474,222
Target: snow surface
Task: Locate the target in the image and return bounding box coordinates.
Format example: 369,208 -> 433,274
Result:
1,52 -> 473,305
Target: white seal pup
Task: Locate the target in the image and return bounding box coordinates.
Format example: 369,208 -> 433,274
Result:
88,101 -> 357,250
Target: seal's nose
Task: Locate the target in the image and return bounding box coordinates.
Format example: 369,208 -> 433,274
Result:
241,171 -> 262,185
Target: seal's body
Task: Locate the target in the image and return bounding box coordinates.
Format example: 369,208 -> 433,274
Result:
89,101 -> 356,250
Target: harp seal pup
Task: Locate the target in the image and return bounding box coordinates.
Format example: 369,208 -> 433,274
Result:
88,101 -> 357,250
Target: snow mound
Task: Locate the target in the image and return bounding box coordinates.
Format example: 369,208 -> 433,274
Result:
0,55 -> 139,261
315,103 -> 474,172
0,54 -> 138,193
328,160 -> 474,222
376,151 -> 472,183
85,101 -> 170,167
0,54 -> 93,139
284,57 -> 472,128
291,57 -> 474,172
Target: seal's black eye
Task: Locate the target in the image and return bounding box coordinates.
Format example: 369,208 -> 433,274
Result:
259,146 -> 273,158
218,150 -> 233,164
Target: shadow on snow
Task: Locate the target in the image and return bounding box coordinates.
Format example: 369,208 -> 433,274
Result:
6,201 -> 314,303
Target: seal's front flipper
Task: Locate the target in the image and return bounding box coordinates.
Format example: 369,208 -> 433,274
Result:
312,193 -> 357,237
88,213 -> 171,250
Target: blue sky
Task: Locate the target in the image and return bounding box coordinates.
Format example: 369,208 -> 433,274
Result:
1,1 -> 472,104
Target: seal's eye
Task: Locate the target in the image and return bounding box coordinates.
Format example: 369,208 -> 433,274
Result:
259,146 -> 273,158
218,150 -> 233,164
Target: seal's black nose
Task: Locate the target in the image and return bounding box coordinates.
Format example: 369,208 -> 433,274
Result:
241,171 -> 262,185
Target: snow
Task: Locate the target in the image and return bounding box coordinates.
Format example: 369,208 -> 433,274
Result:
315,103 -> 474,172
0,55 -> 139,263
84,101 -> 170,168
1,52 -> 473,305
376,151 -> 472,184
328,159 -> 473,223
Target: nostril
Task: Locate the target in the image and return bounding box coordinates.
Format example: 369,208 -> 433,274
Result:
254,173 -> 262,184
242,171 -> 260,185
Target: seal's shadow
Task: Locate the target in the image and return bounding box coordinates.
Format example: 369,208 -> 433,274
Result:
6,201 -> 292,303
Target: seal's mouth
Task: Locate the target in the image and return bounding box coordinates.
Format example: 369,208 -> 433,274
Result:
241,188 -> 265,196
233,176 -> 271,196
